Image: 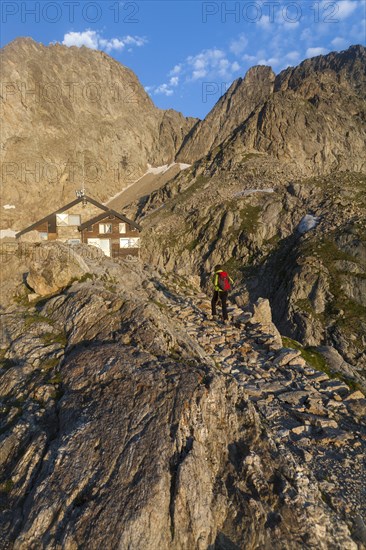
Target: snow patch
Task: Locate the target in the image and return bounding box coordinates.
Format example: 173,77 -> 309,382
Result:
147,162 -> 191,174
234,188 -> 274,198
297,214 -> 319,234
146,163 -> 170,175
146,163 -> 171,174
0,229 -> 17,239
106,163 -> 191,204
3,204 -> 16,210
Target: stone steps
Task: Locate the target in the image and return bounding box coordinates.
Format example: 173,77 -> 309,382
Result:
162,278 -> 366,528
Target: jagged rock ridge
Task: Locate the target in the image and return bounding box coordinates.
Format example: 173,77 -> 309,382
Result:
177,45 -> 366,175
177,65 -> 275,164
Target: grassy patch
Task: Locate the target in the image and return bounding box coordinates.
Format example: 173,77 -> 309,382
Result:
150,298 -> 168,311
264,234 -> 280,246
239,205 -> 261,235
281,336 -> 364,392
41,332 -> 67,347
301,237 -> 357,265
185,238 -> 200,252
23,313 -> 54,329
172,175 -> 209,205
295,298 -> 314,315
13,291 -> 32,307
282,337 -> 330,372
156,225 -> 188,252
220,255 -> 262,283
300,235 -> 366,346
0,479 -> 14,494
78,272 -> 94,283
41,357 -> 60,371
47,373 -> 63,385
222,257 -> 243,278
241,152 -> 265,163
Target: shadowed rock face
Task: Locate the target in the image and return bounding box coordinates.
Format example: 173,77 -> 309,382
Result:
1,38 -> 197,227
0,244 -> 361,549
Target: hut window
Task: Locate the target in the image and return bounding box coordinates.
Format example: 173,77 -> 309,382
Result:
56,213 -> 68,226
120,237 -> 140,248
99,223 -> 112,234
68,215 -> 81,225
56,214 -> 80,226
119,223 -> 126,234
39,232 -> 48,240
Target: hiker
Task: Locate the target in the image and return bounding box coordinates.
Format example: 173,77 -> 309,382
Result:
211,264 -> 233,324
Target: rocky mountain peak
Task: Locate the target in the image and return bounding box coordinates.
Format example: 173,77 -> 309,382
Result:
275,44 -> 366,95
243,64 -> 276,85
178,45 -> 366,174
1,38 -> 197,227
176,65 -> 275,164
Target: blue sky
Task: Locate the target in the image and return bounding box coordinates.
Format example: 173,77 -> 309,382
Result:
1,1 -> 365,118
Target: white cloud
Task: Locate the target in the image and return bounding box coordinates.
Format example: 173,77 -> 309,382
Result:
257,57 -> 280,66
61,30 -> 147,52
285,50 -> 300,61
123,35 -> 146,47
99,37 -> 125,51
282,20 -> 300,30
243,53 -> 257,63
170,64 -> 182,76
154,84 -> 174,96
300,28 -> 312,43
350,18 -> 366,42
306,47 -> 329,57
230,34 -> 248,55
257,15 -> 271,29
62,30 -> 99,49
331,36 -> 348,49
148,46 -> 241,100
186,48 -> 240,81
337,0 -> 359,19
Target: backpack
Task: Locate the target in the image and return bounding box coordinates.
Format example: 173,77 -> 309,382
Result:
217,271 -> 231,291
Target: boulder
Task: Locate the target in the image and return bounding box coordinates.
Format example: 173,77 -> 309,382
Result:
248,298 -> 283,349
26,243 -> 91,295
273,349 -> 302,367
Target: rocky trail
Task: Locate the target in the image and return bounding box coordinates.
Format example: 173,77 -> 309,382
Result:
1,246 -> 366,548
159,276 -> 366,545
